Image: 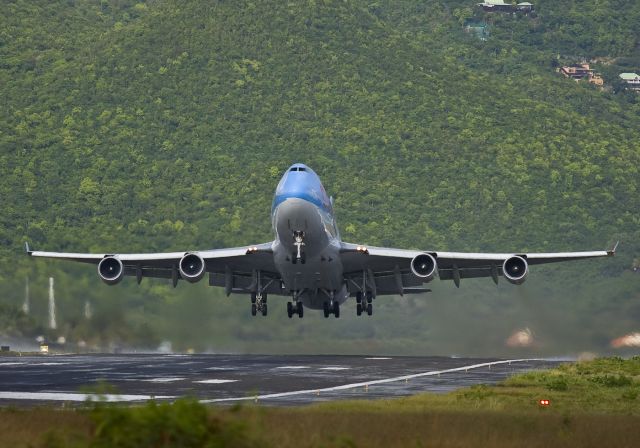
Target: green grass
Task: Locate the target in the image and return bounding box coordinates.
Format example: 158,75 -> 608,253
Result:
1,357 -> 639,447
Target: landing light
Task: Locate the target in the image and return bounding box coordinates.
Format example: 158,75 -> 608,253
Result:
356,246 -> 369,254
538,399 -> 550,407
246,246 -> 259,254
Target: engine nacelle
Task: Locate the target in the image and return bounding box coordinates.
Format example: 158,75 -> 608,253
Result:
179,253 -> 206,283
503,255 -> 528,285
410,253 -> 437,282
98,256 -> 124,285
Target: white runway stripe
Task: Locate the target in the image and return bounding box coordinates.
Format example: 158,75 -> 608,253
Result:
143,377 -> 185,383
194,379 -> 238,384
274,366 -> 310,370
319,367 -> 350,371
201,358 -> 542,403
0,392 -> 174,402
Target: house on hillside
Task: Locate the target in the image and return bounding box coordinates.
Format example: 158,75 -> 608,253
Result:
619,73 -> 640,91
559,64 -> 604,87
477,1 -> 534,13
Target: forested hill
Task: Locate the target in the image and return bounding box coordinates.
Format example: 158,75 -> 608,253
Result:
0,0 -> 638,355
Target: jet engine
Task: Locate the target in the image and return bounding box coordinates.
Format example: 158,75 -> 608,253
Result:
503,255 -> 528,285
98,256 -> 124,285
179,253 -> 206,283
410,253 -> 437,282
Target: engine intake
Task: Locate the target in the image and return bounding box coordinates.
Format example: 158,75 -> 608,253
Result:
410,253 -> 437,282
503,255 -> 528,285
179,253 -> 206,283
98,256 -> 124,285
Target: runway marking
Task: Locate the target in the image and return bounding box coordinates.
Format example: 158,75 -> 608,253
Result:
201,358 -> 543,403
319,367 -> 350,371
365,357 -> 392,360
0,392 -> 174,402
194,379 -> 238,384
35,362 -> 69,366
0,363 -> 26,366
143,377 -> 186,383
275,366 -> 310,370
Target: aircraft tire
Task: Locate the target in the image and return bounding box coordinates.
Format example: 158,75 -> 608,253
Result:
366,292 -> 373,304
367,303 -> 373,316
262,303 -> 268,316
356,292 -> 362,304
323,302 -> 330,318
297,302 -> 304,318
251,293 -> 256,304
251,304 -> 257,316
333,302 -> 340,318
287,302 -> 293,318
356,303 -> 362,316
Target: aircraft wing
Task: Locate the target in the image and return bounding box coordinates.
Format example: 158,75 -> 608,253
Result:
26,242 -> 280,294
340,242 -> 617,294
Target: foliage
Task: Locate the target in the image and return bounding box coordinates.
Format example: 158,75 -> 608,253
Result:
89,399 -> 260,448
0,0 -> 638,353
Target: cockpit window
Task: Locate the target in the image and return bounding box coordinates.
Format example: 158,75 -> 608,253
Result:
298,167 -> 306,172
289,167 -> 307,172
290,167 -> 298,172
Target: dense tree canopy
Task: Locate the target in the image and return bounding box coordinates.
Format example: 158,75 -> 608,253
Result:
0,0 -> 638,355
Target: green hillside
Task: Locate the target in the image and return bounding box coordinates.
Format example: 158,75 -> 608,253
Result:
0,0 -> 638,355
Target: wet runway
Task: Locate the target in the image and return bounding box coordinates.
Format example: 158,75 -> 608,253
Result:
0,354 -> 561,406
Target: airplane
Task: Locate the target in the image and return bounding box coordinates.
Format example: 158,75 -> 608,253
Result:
27,163 -> 616,319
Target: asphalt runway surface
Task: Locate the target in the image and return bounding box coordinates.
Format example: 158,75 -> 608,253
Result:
0,354 -> 561,406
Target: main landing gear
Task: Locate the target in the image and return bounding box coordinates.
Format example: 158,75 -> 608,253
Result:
250,292 -> 268,317
355,291 -> 373,316
287,301 -> 304,318
292,231 -> 306,264
323,301 -> 340,318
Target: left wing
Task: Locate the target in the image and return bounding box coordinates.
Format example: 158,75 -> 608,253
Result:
26,242 -> 282,295
340,242 -> 617,294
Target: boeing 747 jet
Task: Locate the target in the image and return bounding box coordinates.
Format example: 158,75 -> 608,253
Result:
27,163 -> 616,318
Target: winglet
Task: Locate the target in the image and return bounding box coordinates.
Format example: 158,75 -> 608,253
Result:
25,242 -> 32,255
607,241 -> 619,256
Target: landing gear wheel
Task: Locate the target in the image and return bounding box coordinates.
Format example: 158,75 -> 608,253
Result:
262,294 -> 267,304
300,253 -> 306,264
323,302 -> 330,318
251,293 -> 257,304
367,303 -> 373,316
261,303 -> 268,316
292,252 -> 297,264
297,302 -> 304,318
356,303 -> 362,316
251,304 -> 257,316
287,302 -> 293,318
356,292 -> 362,304
333,301 -> 340,318
366,292 -> 373,304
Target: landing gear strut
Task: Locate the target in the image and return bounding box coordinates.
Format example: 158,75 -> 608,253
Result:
250,292 -> 268,317
355,291 -> 373,316
292,231 -> 306,264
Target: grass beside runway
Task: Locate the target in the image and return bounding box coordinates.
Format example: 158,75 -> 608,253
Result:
1,357 -> 639,447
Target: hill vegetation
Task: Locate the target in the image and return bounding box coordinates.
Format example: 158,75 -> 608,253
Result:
0,0 -> 638,354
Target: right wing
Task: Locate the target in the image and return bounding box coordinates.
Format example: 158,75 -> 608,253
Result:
27,241 -> 284,295
340,242 -> 617,295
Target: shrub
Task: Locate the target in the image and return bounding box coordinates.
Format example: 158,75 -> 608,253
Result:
89,399 -> 262,448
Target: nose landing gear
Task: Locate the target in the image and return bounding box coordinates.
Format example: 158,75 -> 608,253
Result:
292,231 -> 306,264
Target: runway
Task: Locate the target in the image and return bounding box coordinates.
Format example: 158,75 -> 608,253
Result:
0,354 -> 561,406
